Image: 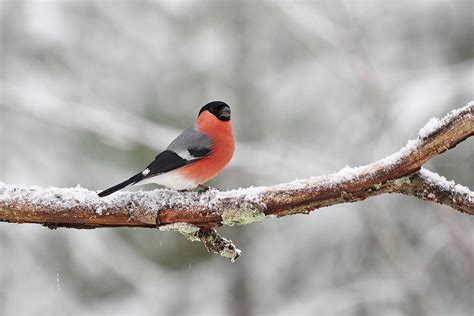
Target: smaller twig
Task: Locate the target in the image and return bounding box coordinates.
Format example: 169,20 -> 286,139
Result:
198,229 -> 241,262
404,169 -> 474,215
159,223 -> 241,261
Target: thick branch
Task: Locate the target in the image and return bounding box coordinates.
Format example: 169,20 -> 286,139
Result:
0,103 -> 473,227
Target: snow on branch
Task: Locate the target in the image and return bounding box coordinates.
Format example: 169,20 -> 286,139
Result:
1,102 -> 473,260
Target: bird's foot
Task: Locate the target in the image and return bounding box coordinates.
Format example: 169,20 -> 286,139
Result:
197,184 -> 216,192
178,185 -> 217,193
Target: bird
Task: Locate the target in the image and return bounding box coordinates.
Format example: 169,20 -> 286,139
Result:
98,101 -> 235,197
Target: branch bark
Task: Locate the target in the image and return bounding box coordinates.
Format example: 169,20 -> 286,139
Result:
1,102 -> 473,260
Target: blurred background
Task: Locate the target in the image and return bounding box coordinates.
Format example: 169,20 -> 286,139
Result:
1,0 -> 473,315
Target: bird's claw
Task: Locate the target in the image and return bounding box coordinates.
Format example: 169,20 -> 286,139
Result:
197,184 -> 213,192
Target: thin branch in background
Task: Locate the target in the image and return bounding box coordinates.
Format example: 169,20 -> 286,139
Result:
276,5 -> 442,313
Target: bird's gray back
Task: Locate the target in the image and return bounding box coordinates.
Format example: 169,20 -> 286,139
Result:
167,128 -> 211,153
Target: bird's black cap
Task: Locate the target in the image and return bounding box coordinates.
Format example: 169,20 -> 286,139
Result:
199,101 -> 231,121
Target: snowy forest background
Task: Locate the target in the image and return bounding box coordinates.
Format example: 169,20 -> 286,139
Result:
1,1 -> 473,315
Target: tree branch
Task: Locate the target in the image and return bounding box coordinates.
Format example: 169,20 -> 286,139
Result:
1,102 -> 473,260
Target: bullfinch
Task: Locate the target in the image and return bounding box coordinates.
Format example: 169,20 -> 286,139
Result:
98,101 -> 235,197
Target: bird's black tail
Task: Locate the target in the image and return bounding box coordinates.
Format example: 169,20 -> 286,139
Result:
98,173 -> 144,197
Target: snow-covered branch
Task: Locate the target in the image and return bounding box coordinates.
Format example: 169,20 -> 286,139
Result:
402,169 -> 473,214
0,102 -> 473,260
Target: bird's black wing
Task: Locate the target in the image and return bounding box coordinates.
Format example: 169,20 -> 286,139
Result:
144,150 -> 190,177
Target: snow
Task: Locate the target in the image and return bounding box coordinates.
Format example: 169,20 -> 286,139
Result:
213,186 -> 266,203
0,181 -> 209,215
418,117 -> 440,139
0,181 -> 267,216
420,168 -> 474,201
418,102 -> 473,139
56,264 -> 61,292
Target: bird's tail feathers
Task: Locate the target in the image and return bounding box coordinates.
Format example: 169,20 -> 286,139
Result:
98,173 -> 145,197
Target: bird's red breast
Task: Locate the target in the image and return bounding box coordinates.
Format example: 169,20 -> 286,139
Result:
177,110 -> 235,183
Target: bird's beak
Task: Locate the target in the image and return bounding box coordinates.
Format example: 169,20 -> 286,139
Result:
219,107 -> 231,119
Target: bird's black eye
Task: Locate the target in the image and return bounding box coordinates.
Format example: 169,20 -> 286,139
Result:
199,101 -> 231,121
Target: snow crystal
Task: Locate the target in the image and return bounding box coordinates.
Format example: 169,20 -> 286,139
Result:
214,186 -> 266,203
56,264 -> 61,292
377,139 -> 420,167
418,102 -> 473,139
418,117 -> 440,139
